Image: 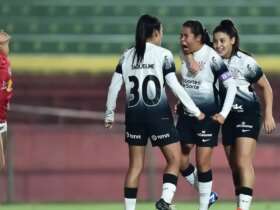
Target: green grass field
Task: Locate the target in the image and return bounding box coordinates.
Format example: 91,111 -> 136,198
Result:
1,202 -> 280,210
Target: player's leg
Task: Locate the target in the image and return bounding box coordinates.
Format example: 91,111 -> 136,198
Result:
234,137 -> 256,210
151,120 -> 180,210
231,115 -> 260,210
124,145 -> 146,210
180,143 -> 197,189
176,115 -> 198,190
124,123 -> 147,210
196,146 -> 213,210
0,122 -> 8,171
222,115 -> 241,200
224,145 -> 240,200
156,141 -> 181,210
195,118 -> 219,210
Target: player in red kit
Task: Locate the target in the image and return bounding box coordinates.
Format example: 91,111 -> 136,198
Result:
0,31 -> 12,170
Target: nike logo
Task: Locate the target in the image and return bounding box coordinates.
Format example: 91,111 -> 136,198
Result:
0,126 -> 5,130
202,139 -> 211,142
241,129 -> 250,133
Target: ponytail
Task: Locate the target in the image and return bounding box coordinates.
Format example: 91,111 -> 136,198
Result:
203,29 -> 212,47
133,14 -> 161,65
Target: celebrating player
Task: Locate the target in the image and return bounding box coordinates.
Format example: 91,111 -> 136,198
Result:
213,19 -> 276,210
104,15 -> 204,210
176,20 -> 237,210
0,31 -> 13,171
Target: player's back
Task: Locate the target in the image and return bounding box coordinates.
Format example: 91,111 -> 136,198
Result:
120,42 -> 174,123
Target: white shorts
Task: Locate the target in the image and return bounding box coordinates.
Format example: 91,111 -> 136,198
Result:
0,122 -> 7,134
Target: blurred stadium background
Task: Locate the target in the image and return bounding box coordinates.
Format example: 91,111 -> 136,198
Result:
0,0 -> 280,209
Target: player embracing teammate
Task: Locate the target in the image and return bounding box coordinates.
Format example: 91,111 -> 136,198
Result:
184,19 -> 276,210
105,15 -> 275,210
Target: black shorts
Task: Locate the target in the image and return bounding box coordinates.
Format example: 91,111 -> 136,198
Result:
125,120 -> 179,147
222,113 -> 261,146
176,115 -> 220,147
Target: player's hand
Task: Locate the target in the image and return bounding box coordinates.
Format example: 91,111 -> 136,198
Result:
263,114 -> 276,134
184,54 -> 201,75
212,113 -> 225,125
104,121 -> 113,129
188,60 -> 201,75
197,112 -> 205,121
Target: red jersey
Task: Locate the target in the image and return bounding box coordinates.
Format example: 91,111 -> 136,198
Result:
0,52 -> 13,121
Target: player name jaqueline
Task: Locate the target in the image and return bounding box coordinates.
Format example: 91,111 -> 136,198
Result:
132,63 -> 155,70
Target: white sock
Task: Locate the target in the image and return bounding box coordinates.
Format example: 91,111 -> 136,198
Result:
198,181 -> 212,210
239,194 -> 252,210
161,182 -> 177,204
124,198 -> 136,210
184,167 -> 198,191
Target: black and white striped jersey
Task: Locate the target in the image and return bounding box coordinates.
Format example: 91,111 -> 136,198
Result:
223,51 -> 263,114
105,42 -> 201,123
180,44 -> 236,117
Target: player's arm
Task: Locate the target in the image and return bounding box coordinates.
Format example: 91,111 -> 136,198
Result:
165,73 -> 204,119
104,64 -> 123,128
246,58 -> 275,134
255,74 -> 275,134
211,56 -> 237,124
163,52 -> 204,119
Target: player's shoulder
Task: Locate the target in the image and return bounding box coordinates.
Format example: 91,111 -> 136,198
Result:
148,42 -> 173,57
207,45 -> 220,58
236,51 -> 257,65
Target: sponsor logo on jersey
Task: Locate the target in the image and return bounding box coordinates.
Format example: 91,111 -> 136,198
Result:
151,133 -> 170,141
126,132 -> 141,140
241,129 -> 251,133
197,130 -> 213,138
182,79 -> 201,89
236,121 -> 253,129
232,104 -> 244,112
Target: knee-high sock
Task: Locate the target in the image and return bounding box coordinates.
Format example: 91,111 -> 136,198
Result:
238,187 -> 253,210
198,170 -> 212,210
161,173 -> 178,204
124,187 -> 137,210
181,163 -> 198,191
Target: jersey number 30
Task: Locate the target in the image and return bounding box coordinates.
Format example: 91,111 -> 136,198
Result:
128,75 -> 161,107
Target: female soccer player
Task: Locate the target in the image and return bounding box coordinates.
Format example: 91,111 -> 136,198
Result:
0,31 -> 13,170
176,20 -> 237,210
212,19 -> 276,210
104,15 -> 204,210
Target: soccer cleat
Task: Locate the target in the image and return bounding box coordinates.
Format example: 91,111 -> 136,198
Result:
155,198 -> 172,210
236,208 -> 243,210
208,191 -> 218,208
